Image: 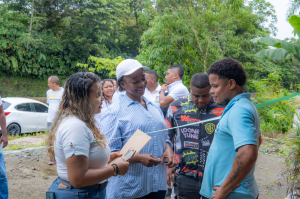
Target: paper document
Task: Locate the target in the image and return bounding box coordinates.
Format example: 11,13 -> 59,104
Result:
109,129 -> 152,165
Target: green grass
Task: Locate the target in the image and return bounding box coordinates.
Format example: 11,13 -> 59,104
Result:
7,131 -> 47,140
0,75 -> 67,97
4,131 -> 47,151
4,140 -> 46,151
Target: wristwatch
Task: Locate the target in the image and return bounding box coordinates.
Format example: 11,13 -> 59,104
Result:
159,89 -> 166,94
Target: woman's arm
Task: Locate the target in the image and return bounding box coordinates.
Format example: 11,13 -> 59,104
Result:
66,154 -> 128,188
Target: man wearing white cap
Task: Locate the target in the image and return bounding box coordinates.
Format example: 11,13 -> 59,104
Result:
100,59 -> 177,199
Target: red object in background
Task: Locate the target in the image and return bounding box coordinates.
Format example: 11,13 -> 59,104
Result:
174,154 -> 180,163
211,108 -> 224,116
4,112 -> 10,116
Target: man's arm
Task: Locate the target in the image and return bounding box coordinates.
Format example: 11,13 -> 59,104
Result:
212,144 -> 258,199
159,84 -> 174,107
159,91 -> 174,107
0,105 -> 8,148
258,135 -> 262,148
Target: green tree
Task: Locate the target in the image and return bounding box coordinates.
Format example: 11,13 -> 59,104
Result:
0,0 -> 132,78
137,0 -> 277,85
77,56 -> 124,79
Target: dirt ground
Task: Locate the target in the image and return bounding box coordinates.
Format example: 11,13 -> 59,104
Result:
2,135 -> 290,199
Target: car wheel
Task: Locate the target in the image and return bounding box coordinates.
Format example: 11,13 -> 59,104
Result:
7,123 -> 21,137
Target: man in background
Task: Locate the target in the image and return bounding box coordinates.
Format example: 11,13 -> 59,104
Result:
144,70 -> 161,107
166,73 -> 224,199
46,76 -> 64,165
0,96 -> 8,199
159,65 -> 189,108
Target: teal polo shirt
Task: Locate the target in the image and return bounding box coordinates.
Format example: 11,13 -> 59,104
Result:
200,93 -> 260,199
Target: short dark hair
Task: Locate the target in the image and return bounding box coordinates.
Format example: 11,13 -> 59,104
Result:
208,58 -> 247,86
49,76 -> 59,85
145,70 -> 158,82
169,65 -> 184,79
117,77 -> 124,91
191,73 -> 210,89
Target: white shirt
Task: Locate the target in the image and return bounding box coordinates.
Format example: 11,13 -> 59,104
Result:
54,116 -> 110,182
94,99 -> 112,127
47,88 -> 64,123
0,96 -> 2,106
167,80 -> 189,100
143,83 -> 161,107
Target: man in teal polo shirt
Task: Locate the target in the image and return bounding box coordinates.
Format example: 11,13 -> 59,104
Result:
200,58 -> 262,199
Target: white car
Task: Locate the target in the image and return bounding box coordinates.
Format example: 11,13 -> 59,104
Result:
0,97 -> 48,136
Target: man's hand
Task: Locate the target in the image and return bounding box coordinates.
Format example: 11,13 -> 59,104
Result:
1,134 -> 8,149
212,184 -> 240,199
161,144 -> 177,168
212,186 -> 227,199
161,84 -> 169,92
167,168 -> 176,187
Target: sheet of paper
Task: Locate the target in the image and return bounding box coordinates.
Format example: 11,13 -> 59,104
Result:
109,129 -> 152,165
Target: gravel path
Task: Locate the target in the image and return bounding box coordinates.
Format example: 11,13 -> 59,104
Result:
2,135 -> 289,199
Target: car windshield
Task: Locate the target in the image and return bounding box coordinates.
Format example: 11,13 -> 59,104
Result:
2,101 -> 11,110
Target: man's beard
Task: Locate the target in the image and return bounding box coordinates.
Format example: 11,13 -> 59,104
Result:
218,98 -> 230,106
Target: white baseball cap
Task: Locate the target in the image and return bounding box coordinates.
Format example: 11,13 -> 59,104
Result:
116,59 -> 149,80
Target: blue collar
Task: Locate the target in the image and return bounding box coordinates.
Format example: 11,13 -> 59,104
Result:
122,94 -> 153,107
221,93 -> 251,118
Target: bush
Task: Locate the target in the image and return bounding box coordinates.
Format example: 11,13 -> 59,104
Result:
250,72 -> 298,136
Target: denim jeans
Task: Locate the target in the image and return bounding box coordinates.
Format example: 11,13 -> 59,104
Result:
47,177 -> 106,199
0,146 -> 8,199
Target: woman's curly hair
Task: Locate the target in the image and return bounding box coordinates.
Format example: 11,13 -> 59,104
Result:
208,58 -> 247,86
46,72 -> 106,161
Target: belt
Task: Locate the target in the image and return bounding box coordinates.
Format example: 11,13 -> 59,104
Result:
80,181 -> 108,190
58,177 -> 108,190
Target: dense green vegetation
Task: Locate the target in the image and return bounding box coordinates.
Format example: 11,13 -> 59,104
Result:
1,0 -> 300,136
0,0 -> 299,87
0,76 -> 66,97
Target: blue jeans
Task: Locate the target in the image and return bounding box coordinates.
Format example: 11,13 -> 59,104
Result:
47,177 -> 106,199
0,146 -> 8,199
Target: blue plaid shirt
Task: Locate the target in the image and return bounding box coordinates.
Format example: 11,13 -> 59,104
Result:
100,94 -> 171,199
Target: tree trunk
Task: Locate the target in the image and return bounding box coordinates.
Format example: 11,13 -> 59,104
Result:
27,0 -> 34,51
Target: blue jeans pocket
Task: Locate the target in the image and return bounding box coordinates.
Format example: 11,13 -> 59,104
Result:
48,177 -> 106,199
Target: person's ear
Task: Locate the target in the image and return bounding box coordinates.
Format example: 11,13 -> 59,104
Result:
174,73 -> 179,79
228,79 -> 237,90
151,78 -> 155,84
120,80 -> 126,90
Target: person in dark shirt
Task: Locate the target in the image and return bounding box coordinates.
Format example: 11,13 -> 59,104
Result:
165,73 -> 224,199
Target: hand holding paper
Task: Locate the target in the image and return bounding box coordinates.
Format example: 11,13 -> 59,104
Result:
109,129 -> 152,165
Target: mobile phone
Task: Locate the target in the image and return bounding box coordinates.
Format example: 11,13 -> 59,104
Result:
163,158 -> 168,163
46,191 -> 55,199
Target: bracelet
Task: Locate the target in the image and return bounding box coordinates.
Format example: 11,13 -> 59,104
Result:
111,164 -> 117,176
111,164 -> 119,176
115,164 -> 120,175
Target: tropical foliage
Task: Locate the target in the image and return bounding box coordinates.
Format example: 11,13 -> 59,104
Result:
251,15 -> 300,61
0,0 -> 145,78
